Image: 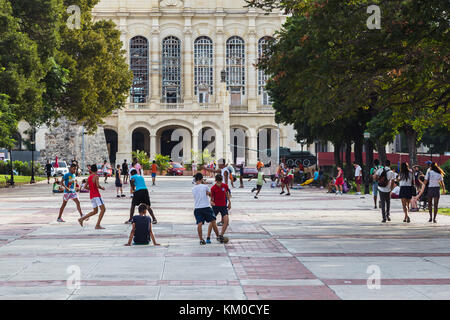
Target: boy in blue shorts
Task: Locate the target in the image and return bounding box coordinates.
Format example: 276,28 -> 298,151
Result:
192,173 -> 228,245
207,174 -> 231,243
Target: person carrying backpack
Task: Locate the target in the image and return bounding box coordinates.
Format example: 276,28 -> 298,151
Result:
373,160 -> 396,223
370,159 -> 382,209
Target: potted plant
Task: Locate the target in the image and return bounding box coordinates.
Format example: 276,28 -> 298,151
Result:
155,154 -> 170,175
132,150 -> 151,175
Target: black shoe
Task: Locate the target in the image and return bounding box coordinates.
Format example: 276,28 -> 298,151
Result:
280,191 -> 285,195
382,219 -> 386,223
403,219 -> 407,223
116,195 -> 120,198
407,217 -> 411,223
121,194 -> 126,197
200,239 -> 206,245
433,219 -> 437,224
387,216 -> 391,221
254,196 -> 258,199
218,235 -> 229,244
429,218 -> 432,222
251,188 -> 256,193
286,193 -> 291,196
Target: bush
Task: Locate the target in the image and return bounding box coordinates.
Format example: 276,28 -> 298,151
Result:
132,150 -> 150,170
155,154 -> 170,174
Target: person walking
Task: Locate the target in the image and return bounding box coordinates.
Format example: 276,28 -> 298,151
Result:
122,159 -> 129,184
416,163 -> 446,223
102,160 -> 109,183
115,164 -> 125,198
239,163 -> 245,188
45,160 -> 52,184
373,160 -> 396,223
353,162 -> 363,195
335,166 -> 344,195
151,160 -> 158,186
370,159 -> 382,209
57,164 -> 84,222
398,162 -> 415,223
78,164 -> 106,229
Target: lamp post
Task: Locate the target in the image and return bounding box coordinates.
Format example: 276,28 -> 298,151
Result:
429,144 -> 434,163
30,127 -> 36,184
9,147 -> 14,187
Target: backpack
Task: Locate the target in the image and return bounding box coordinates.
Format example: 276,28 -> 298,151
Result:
377,168 -> 389,188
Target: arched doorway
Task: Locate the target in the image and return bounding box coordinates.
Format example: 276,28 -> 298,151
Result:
132,128 -> 150,156
104,129 -> 118,165
258,128 -> 279,165
157,126 -> 192,163
231,128 -> 248,165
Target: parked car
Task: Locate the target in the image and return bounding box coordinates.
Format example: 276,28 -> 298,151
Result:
242,167 -> 258,178
96,164 -> 112,177
167,162 -> 185,176
51,161 -> 69,176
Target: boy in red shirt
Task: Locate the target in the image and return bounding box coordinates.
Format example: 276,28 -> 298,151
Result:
78,164 -> 106,229
207,174 -> 231,244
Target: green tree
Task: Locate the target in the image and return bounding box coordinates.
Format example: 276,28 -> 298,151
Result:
0,93 -> 17,148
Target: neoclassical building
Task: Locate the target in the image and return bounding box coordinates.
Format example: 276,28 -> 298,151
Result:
93,0 -> 302,166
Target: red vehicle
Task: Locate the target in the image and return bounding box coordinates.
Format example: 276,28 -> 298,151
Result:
96,164 -> 112,177
167,162 -> 185,176
243,167 -> 258,178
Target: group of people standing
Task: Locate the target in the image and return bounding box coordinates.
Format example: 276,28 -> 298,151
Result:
371,160 -> 446,223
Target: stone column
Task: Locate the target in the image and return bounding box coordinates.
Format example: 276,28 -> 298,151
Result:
183,16 -> 193,104
248,128 -> 258,166
150,16 -> 160,105
116,112 -> 131,164
215,14 -> 225,104
247,12 -> 258,112
220,82 -> 232,162
150,133 -> 157,161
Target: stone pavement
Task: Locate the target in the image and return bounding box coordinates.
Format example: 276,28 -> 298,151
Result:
0,176 -> 449,300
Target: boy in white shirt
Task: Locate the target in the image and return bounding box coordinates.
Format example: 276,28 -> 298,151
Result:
192,173 -> 228,245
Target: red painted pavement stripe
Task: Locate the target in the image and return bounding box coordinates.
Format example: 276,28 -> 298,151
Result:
294,253 -> 450,257
322,279 -> 450,286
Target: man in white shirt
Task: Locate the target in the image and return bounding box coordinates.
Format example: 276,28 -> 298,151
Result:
373,160 -> 396,223
353,162 -> 363,195
192,173 -> 228,245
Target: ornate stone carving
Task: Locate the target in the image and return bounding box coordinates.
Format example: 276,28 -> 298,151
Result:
160,0 -> 183,8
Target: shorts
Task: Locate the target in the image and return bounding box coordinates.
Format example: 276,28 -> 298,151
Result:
256,184 -> 262,191
399,186 -> 414,199
427,187 -> 440,199
151,173 -> 156,178
122,172 -> 128,176
356,176 -> 362,185
372,182 -> 378,197
212,206 -> 229,218
63,193 -> 78,201
335,177 -> 344,186
132,189 -> 151,207
91,197 -> 104,208
46,172 -> 51,178
115,180 -> 122,188
282,177 -> 291,185
194,207 -> 216,225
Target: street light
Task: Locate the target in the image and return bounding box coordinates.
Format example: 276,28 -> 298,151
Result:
429,144 -> 434,163
364,132 -> 371,195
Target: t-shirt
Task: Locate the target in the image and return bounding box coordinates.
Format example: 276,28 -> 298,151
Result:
210,183 -> 229,207
426,170 -> 443,188
375,167 -> 397,193
192,184 -> 210,209
132,215 -> 151,244
221,167 -> 229,180
355,165 -> 362,177
370,165 -> 381,175
131,174 -> 147,191
313,171 -> 319,180
63,173 -> 76,193
399,171 -> 414,187
392,186 -> 400,196
151,164 -> 157,173
257,171 -> 264,185
122,163 -> 129,174
45,163 -> 52,173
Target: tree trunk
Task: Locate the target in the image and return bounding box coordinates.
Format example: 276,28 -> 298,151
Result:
365,140 -> 374,194
333,141 -> 342,168
377,141 -> 387,166
354,136 -> 363,166
345,140 -> 352,180
405,128 -> 418,165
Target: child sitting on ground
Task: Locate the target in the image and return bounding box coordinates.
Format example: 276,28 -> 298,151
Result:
79,179 -> 89,193
52,178 -> 64,193
125,204 -> 160,246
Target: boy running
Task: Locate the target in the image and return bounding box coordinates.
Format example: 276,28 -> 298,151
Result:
125,204 -> 160,246
207,174 -> 231,243
122,159 -> 129,184
57,164 -> 84,222
78,164 -> 106,229
250,167 -> 267,199
192,173 -> 228,245
126,169 -> 157,224
151,160 -> 158,186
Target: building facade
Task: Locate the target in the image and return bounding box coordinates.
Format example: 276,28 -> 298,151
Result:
93,0 -> 300,166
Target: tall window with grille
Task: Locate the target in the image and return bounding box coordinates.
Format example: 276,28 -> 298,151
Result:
130,36 -> 149,103
226,36 -> 245,106
162,36 -> 182,103
194,36 -> 214,104
258,36 -> 273,106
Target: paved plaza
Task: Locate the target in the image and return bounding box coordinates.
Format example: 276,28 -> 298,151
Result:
0,176 -> 449,300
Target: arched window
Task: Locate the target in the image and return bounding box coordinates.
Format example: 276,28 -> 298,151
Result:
258,36 -> 273,105
226,36 -> 245,104
130,36 -> 149,103
162,36 -> 182,103
194,36 -> 214,103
